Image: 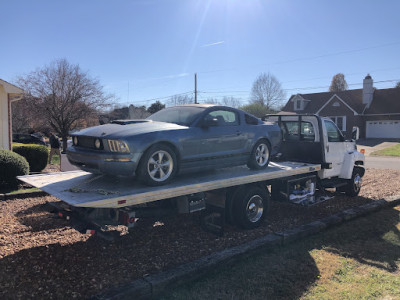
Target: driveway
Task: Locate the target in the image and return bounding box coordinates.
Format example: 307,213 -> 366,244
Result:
357,139 -> 400,170
365,156 -> 400,170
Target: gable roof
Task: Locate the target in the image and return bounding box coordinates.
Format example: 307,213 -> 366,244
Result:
282,89 -> 366,114
364,88 -> 400,115
0,79 -> 24,94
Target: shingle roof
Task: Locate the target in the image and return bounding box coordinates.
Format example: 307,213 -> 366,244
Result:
365,88 -> 400,114
282,89 -> 366,114
282,85 -> 400,116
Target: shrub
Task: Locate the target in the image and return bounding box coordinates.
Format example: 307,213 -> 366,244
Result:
0,149 -> 29,187
12,143 -> 49,172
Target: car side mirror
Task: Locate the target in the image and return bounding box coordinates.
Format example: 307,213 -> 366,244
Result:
201,118 -> 219,128
352,126 -> 360,141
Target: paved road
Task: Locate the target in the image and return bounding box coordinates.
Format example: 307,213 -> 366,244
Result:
364,156 -> 400,170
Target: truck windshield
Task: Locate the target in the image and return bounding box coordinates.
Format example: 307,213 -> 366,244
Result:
147,106 -> 206,126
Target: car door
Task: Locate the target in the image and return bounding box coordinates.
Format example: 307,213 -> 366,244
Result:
195,109 -> 247,166
322,119 -> 347,178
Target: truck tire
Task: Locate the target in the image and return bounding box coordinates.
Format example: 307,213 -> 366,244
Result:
247,140 -> 271,170
345,167 -> 363,197
137,144 -> 178,186
233,184 -> 269,229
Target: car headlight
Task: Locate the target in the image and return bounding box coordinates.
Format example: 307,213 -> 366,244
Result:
73,136 -> 78,146
95,138 -> 101,149
107,139 -> 130,153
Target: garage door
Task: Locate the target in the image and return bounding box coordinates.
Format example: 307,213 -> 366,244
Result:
366,120 -> 400,138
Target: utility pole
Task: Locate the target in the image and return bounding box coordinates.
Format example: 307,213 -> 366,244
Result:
194,73 -> 198,104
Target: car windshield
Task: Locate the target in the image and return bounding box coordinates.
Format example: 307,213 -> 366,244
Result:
147,106 -> 205,126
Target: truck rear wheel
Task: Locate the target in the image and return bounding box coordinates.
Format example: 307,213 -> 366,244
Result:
232,184 -> 269,229
345,167 -> 363,197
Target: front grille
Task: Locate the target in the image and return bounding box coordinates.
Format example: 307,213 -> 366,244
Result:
75,136 -> 103,150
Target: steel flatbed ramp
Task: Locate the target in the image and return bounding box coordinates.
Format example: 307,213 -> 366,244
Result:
18,162 -> 320,208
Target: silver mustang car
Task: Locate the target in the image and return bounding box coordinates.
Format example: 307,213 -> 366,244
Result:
67,105 -> 281,186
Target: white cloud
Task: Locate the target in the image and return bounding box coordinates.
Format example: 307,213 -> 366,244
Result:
201,41 -> 225,48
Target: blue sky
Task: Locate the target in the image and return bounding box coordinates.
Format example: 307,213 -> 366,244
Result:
1,0 -> 400,108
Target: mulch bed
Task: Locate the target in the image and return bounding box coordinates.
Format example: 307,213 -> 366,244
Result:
0,168 -> 399,299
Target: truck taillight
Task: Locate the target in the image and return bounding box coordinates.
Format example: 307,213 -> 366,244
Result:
118,211 -> 136,228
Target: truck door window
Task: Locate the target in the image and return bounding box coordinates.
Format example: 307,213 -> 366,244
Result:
283,121 -> 315,141
324,120 -> 344,142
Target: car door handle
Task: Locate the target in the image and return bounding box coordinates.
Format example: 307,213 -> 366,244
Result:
236,131 -> 241,136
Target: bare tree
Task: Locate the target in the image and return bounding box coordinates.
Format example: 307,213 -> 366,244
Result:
129,105 -> 150,119
395,81 -> 400,88
17,59 -> 112,151
220,96 -> 242,108
329,73 -> 348,92
250,73 -> 285,110
168,94 -> 194,106
11,97 -> 35,133
202,96 -> 242,108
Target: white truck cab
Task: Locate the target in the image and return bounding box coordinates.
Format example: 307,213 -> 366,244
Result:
265,114 -> 365,196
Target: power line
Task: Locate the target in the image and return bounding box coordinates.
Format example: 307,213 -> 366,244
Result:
114,77 -> 400,108
117,91 -> 193,106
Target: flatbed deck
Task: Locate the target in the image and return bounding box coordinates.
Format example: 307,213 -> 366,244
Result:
18,162 -> 320,208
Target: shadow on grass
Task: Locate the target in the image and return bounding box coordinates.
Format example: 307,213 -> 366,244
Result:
164,205 -> 400,299
2,194 -> 399,299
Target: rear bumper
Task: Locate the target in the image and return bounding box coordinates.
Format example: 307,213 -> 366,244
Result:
66,147 -> 141,176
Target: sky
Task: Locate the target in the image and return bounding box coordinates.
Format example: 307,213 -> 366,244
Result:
1,0 -> 400,109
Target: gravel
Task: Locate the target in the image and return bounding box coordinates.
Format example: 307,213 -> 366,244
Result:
0,168 -> 399,299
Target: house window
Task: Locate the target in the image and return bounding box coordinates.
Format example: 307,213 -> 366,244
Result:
295,100 -> 302,110
329,116 -> 346,132
332,101 -> 340,107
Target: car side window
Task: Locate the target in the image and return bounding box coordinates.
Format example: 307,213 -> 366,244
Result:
324,120 -> 344,142
245,114 -> 259,125
206,110 -> 239,126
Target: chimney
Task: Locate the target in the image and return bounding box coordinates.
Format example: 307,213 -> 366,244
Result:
362,74 -> 373,107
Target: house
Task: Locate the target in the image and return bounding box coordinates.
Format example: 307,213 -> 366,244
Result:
0,79 -> 24,150
281,75 -> 400,139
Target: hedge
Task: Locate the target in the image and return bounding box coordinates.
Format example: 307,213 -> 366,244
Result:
0,149 -> 29,187
12,143 -> 49,172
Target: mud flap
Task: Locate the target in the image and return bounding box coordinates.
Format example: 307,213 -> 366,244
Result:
200,191 -> 225,236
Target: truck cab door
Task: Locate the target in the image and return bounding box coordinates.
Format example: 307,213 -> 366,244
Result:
321,119 -> 346,178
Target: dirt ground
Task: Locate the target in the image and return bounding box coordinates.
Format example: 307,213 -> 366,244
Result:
0,168 -> 399,299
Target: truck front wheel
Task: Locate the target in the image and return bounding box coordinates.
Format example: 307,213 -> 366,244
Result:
345,167 -> 363,197
233,185 -> 269,229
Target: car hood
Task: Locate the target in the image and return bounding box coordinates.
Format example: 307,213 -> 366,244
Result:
73,120 -> 187,139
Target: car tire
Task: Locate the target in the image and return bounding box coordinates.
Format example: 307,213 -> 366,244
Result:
345,167 -> 363,197
137,144 -> 178,186
247,140 -> 270,170
233,184 -> 269,229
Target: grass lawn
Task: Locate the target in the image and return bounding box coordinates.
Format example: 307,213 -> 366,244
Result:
48,154 -> 60,165
164,205 -> 400,300
371,144 -> 400,157
6,187 -> 41,194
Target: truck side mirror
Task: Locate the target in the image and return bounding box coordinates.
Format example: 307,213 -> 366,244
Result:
352,126 -> 360,141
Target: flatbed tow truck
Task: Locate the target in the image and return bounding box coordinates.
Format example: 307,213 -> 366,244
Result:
18,115 -> 365,238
